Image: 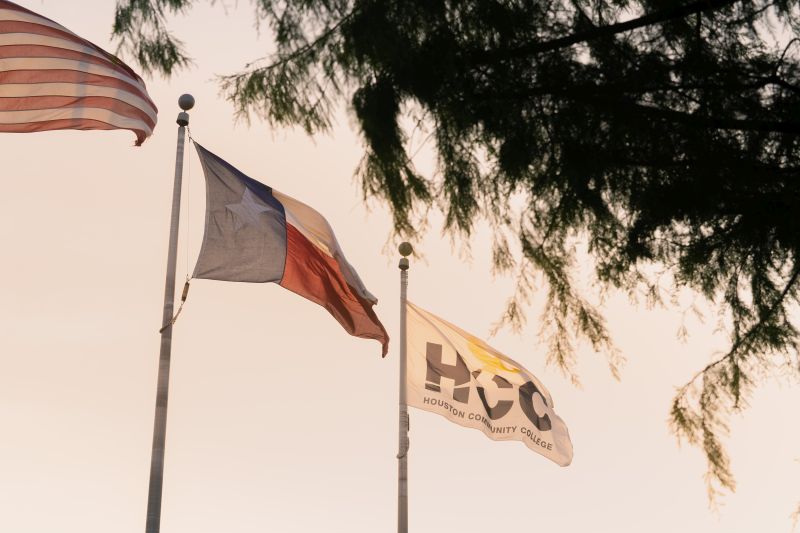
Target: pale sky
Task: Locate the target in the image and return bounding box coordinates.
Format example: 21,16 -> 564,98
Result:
1,2 -> 798,532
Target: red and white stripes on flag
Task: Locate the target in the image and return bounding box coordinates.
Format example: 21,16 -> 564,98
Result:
0,0 -> 157,145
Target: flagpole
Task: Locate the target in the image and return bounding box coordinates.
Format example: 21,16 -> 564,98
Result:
145,94 -> 194,533
398,242 -> 412,533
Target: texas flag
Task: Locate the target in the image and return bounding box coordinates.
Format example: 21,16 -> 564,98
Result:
192,142 -> 389,356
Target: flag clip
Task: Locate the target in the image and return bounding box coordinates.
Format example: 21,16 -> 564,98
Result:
159,280 -> 191,333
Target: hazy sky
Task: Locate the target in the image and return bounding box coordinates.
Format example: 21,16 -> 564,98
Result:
1,2 -> 798,532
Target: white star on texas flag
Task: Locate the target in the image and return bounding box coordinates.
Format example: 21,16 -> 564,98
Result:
225,187 -> 277,230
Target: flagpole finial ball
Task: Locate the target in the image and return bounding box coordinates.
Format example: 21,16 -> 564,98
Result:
399,242 -> 413,257
178,94 -> 195,111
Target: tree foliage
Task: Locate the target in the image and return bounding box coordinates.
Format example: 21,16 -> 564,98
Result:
113,0 -> 800,502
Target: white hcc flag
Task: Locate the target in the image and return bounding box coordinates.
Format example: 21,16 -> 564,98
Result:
406,301 -> 573,466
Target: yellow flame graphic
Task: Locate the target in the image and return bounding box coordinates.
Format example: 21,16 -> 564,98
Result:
466,335 -> 520,374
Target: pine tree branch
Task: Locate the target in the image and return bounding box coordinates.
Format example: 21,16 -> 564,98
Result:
489,81 -> 800,134
595,98 -> 800,135
471,0 -> 741,63
678,263 -> 800,396
240,9 -> 356,73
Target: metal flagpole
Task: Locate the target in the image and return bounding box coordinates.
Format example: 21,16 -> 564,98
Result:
145,94 -> 195,533
398,242 -> 413,533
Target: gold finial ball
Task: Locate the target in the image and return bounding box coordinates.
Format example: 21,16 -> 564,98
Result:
178,94 -> 195,111
398,242 -> 413,257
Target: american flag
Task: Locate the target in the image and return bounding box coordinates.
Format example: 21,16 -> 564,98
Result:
0,0 -> 157,145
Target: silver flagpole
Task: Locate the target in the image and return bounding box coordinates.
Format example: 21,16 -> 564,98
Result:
145,94 -> 195,533
398,242 -> 413,533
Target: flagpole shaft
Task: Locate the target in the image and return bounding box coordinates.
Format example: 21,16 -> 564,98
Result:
145,96 -> 194,533
398,243 -> 411,533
